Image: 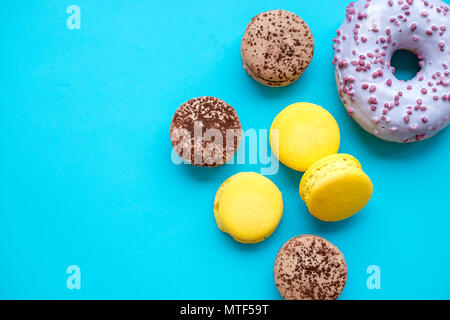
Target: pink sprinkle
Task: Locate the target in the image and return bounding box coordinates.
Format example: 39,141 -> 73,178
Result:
404,116 -> 410,124
421,89 -> 428,94
410,23 -> 417,31
362,83 -> 369,90
369,85 -> 377,92
368,96 -> 378,104
422,117 -> 428,123
386,79 -> 392,86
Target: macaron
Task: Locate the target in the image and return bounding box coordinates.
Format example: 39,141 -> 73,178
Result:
270,102 -> 340,172
299,154 -> 373,222
274,235 -> 347,300
214,172 -> 283,243
241,10 -> 314,87
170,97 -> 242,167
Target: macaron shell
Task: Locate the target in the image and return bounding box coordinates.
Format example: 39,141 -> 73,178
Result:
214,172 -> 283,243
274,235 -> 347,300
270,103 -> 340,172
241,10 -> 314,87
307,168 -> 373,222
170,96 -> 242,167
299,153 -> 361,201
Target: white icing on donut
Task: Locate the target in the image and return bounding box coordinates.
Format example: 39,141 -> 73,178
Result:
333,0 -> 450,142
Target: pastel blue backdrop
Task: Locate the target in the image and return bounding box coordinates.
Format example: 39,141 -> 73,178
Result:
1,0 -> 449,299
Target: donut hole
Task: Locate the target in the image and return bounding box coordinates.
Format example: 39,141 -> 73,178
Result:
390,49 -> 421,81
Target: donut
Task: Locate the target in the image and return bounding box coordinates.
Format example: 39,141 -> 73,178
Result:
333,0 -> 450,143
241,10 -> 314,87
214,172 -> 283,243
274,235 -> 347,300
170,97 -> 242,167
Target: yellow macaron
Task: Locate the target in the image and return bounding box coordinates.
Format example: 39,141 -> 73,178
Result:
214,172 -> 283,243
299,154 -> 373,222
270,102 -> 340,172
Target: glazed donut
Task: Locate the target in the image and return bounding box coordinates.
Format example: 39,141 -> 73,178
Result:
333,0 -> 450,143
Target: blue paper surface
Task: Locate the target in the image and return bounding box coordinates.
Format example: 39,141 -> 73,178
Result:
1,0 -> 449,299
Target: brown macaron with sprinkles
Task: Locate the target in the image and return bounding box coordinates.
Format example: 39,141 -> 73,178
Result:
170,96 -> 242,167
274,235 -> 347,300
241,10 -> 314,87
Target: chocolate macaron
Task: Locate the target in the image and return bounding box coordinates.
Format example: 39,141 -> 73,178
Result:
274,235 -> 347,300
170,97 -> 242,167
241,10 -> 314,87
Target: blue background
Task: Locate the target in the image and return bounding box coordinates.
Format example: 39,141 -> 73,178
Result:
1,0 -> 450,300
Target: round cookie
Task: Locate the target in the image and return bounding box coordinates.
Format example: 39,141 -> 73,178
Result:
299,154 -> 373,222
241,10 -> 314,87
214,172 -> 283,243
274,235 -> 347,300
270,102 -> 340,172
170,97 -> 242,167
